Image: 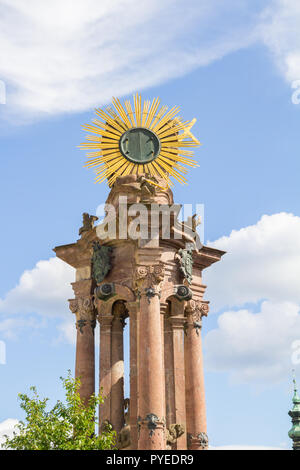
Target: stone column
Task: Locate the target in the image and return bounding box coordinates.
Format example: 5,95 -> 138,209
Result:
127,301 -> 139,450
136,265 -> 166,450
184,300 -> 209,450
110,301 -> 126,434
98,312 -> 113,429
169,298 -> 187,450
164,306 -> 176,429
69,296 -> 96,406
160,302 -> 167,428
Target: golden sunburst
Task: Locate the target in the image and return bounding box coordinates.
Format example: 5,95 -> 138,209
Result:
79,93 -> 201,187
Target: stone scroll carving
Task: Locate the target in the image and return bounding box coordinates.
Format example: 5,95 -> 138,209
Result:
134,265 -> 165,302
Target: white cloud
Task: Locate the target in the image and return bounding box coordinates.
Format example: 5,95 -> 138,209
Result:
205,212 -> 300,311
260,0 -> 300,83
57,319 -> 76,345
204,212 -> 300,384
0,257 -> 74,317
0,316 -> 44,340
0,257 -> 74,343
0,1 -> 300,121
0,419 -> 18,448
0,0 -> 259,120
204,300 -> 300,384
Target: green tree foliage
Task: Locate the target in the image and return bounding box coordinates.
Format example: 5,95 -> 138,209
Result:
2,372 -> 116,450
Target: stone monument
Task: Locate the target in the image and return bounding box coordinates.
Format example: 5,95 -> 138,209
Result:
54,94 -> 225,450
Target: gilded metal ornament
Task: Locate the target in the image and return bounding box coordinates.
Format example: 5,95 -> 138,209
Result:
79,93 -> 201,188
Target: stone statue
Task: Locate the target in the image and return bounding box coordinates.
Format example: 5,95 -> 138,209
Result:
175,248 -> 193,284
79,212 -> 98,236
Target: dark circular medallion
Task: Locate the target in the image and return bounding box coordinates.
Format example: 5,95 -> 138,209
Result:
177,286 -> 189,297
119,127 -> 161,164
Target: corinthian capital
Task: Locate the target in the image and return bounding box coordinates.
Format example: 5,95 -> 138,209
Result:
134,264 -> 165,302
185,300 -> 209,322
68,296 -> 96,333
135,264 -> 165,290
185,300 -> 209,334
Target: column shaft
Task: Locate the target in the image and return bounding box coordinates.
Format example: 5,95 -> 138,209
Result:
110,301 -> 126,433
128,302 -> 139,450
184,301 -> 208,450
75,322 -> 95,405
69,296 -> 96,406
99,315 -> 113,428
170,316 -> 187,450
138,291 -> 165,449
164,314 -> 176,428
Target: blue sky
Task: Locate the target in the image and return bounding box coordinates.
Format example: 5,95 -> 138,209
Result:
1,0 -> 300,449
